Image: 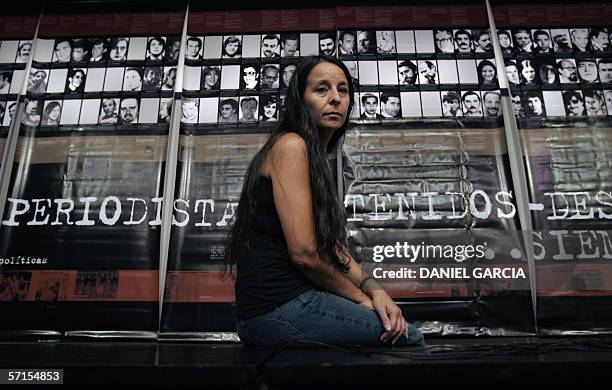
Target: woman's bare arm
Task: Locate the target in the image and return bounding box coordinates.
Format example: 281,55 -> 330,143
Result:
266,133 -> 369,305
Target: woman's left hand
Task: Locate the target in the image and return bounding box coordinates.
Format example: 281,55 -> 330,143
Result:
371,291 -> 408,345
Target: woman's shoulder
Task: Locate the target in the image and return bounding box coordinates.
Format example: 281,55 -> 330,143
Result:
271,132 -> 307,155
261,132 -> 308,177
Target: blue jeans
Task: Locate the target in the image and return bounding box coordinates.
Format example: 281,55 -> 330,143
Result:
235,289 -> 425,348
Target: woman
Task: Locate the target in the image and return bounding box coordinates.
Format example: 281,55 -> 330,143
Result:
477,60 -> 497,85
519,59 -> 538,85
41,101 -> 62,126
225,56 -> 424,348
222,36 -> 242,58
201,66 -> 221,90
497,30 -> 513,54
259,94 -> 279,122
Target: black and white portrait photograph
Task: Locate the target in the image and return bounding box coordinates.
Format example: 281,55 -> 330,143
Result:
165,37 -> 181,62
261,34 -> 281,58
185,36 -> 203,60
590,28 -> 610,52
27,69 -> 48,94
519,59 -> 538,86
259,94 -> 279,122
143,67 -> 162,91
89,38 -> 109,62
15,40 -> 32,63
109,37 -> 129,61
380,92 -> 401,118
281,63 -> 297,89
162,67 -> 177,91
557,58 -> 579,84
71,39 -> 90,62
477,59 -> 497,85
357,31 -> 376,55
442,90 -> 462,117
201,65 -> 221,91
418,60 -> 439,85
461,90 -> 482,117
99,98 -> 119,124
343,60 -> 358,86
513,29 -> 532,54
181,97 -> 199,124
359,92 -> 381,119
454,29 -> 473,53
376,31 -> 396,55
563,90 -> 586,117
522,90 -> 546,117
123,67 -> 143,91
338,31 -> 357,56
570,28 -> 591,52
222,35 -> 242,59
472,29 -> 492,53
281,34 -> 300,57
504,60 -> 521,86
319,32 -> 336,57
158,98 -> 173,124
0,71 -> 10,94
550,29 -> 572,53
65,68 -> 86,93
260,64 -> 280,89
53,39 -> 72,63
239,96 -> 258,123
577,59 -> 599,84
397,60 -> 417,85
118,97 -> 139,124
584,89 -> 608,116
497,30 -> 513,54
483,91 -> 501,117
146,36 -> 166,61
531,29 -> 552,54
240,64 -> 260,90
537,57 -> 558,85
599,58 -> 612,84
41,100 -> 62,126
434,29 -> 454,54
218,97 -> 239,124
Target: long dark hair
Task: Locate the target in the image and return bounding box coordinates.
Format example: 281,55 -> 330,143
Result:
224,55 -> 355,276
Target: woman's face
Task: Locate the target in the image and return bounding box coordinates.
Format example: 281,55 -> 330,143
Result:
204,70 -> 219,88
499,34 -> 511,48
102,100 -> 115,115
521,63 -> 536,83
541,65 -> 556,84
225,41 -> 239,56
264,103 -> 277,118
49,105 -> 61,120
481,64 -> 495,82
303,62 -> 350,133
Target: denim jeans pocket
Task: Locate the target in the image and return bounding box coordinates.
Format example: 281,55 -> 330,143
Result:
254,307 -> 306,347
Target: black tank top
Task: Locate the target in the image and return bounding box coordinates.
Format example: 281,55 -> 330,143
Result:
234,176 -> 315,320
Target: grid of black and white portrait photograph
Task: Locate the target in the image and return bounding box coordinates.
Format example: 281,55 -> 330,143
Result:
17,95 -> 174,129
17,35 -> 180,130
0,39 -> 33,128
499,27 -> 612,118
